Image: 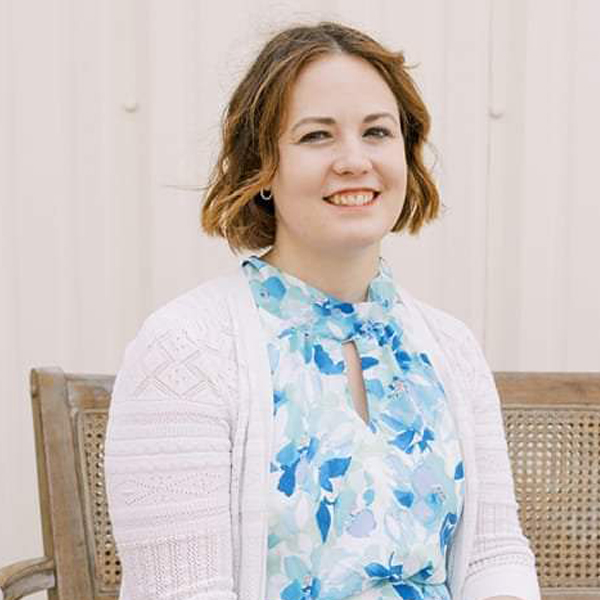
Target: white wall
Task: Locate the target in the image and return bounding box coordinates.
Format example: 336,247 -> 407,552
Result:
1,0 -> 599,594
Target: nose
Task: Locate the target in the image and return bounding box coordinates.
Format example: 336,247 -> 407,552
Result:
332,138 -> 373,175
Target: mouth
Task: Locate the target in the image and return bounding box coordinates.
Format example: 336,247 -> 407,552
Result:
323,190 -> 381,208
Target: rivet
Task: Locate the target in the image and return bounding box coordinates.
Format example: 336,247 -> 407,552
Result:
489,106 -> 504,119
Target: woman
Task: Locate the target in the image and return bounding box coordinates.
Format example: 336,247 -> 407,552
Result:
104,21 -> 540,600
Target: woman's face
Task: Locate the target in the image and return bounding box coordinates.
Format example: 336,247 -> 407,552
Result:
269,53 -> 408,260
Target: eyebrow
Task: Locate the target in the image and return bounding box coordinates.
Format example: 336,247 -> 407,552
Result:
290,112 -> 399,134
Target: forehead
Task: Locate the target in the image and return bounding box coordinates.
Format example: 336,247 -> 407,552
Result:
283,53 -> 398,123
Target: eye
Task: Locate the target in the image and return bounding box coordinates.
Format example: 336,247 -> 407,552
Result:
365,126 -> 392,138
298,127 -> 393,143
299,130 -> 330,143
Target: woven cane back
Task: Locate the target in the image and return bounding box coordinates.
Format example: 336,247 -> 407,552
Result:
79,403 -> 122,593
495,372 -> 600,599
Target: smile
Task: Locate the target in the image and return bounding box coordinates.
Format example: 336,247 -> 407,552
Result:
323,191 -> 380,207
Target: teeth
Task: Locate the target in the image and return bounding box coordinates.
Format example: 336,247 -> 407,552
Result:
327,192 -> 376,206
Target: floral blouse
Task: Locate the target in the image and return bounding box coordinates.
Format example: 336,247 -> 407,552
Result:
241,255 -> 465,600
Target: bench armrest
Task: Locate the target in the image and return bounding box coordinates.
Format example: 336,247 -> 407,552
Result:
0,557 -> 55,600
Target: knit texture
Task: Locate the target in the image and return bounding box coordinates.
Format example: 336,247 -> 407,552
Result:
104,268 -> 540,600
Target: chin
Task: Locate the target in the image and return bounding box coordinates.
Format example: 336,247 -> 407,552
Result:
336,226 -> 390,247
322,235 -> 386,256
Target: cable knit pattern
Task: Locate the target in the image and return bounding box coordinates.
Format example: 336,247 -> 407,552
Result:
105,295 -> 240,600
104,268 -> 541,600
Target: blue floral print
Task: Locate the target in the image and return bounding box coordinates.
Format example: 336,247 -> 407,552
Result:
242,255 -> 465,600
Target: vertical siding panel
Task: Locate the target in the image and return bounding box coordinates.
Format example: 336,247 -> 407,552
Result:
0,0 -> 40,576
71,0 -> 148,367
148,0 -> 215,303
72,0 -> 113,366
434,0 -> 491,335
104,0 -> 151,348
12,0 -> 78,365
0,0 -> 19,379
564,0 -> 600,369
518,0 -> 572,369
486,0 -> 528,370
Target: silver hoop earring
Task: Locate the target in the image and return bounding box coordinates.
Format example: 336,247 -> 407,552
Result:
260,188 -> 273,201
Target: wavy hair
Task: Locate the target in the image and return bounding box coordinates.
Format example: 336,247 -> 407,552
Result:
201,21 -> 440,252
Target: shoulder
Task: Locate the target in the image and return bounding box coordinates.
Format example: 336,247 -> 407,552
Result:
150,269 -> 243,323
136,268 -> 245,337
396,285 -> 489,381
396,289 -> 503,432
122,269 -> 247,374
113,270 -> 246,410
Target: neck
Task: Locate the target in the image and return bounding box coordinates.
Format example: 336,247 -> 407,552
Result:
260,243 -> 381,303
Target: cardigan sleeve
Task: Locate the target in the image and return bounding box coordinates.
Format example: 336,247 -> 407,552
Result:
104,310 -> 238,600
455,326 -> 541,600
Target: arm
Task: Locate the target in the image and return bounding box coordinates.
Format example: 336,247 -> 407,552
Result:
456,327 -> 541,600
104,311 -> 237,600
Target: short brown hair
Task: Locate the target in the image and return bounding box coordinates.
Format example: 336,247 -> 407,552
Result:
201,21 -> 440,253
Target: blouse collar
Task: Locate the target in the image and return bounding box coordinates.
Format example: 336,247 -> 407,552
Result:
241,254 -> 402,342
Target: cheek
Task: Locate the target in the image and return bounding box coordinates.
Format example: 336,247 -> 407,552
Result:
390,154 -> 408,186
379,160 -> 407,191
400,164 -> 408,189
287,144 -> 327,171
275,149 -> 304,187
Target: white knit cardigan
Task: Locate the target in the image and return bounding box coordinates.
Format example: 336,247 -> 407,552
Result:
104,267 -> 541,600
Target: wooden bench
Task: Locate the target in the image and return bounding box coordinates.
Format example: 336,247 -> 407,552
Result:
0,368 -> 598,600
